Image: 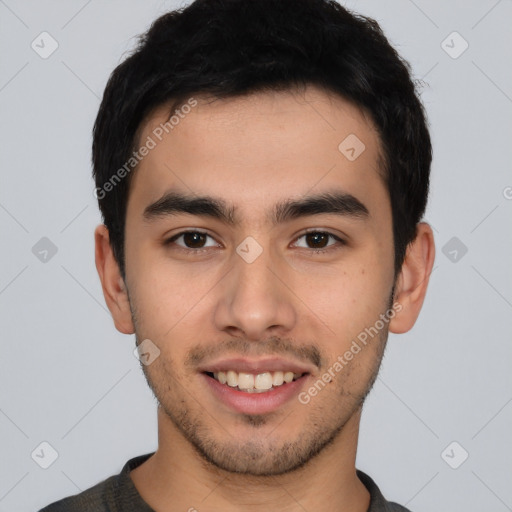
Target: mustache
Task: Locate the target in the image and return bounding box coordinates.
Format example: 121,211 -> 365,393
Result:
185,336 -> 324,370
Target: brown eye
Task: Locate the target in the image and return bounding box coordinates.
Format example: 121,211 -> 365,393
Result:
182,232 -> 207,248
305,232 -> 329,249
166,231 -> 218,250
293,231 -> 345,253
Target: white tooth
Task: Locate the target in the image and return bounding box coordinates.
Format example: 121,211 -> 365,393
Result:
238,372 -> 255,389
255,372 -> 273,390
272,371 -> 284,386
226,370 -> 238,387
217,371 -> 227,384
283,371 -> 294,383
243,387 -> 267,393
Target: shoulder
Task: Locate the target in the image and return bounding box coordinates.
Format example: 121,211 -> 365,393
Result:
357,469 -> 413,512
38,453 -> 155,512
38,475 -> 116,512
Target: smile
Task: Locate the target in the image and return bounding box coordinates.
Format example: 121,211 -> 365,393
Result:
206,370 -> 305,393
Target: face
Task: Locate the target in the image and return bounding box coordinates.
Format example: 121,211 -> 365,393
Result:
122,86 -> 396,476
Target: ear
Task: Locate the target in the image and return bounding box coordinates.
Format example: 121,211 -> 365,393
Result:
94,224 -> 135,334
389,222 -> 435,334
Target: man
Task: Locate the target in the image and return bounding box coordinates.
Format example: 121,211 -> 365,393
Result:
40,0 -> 435,510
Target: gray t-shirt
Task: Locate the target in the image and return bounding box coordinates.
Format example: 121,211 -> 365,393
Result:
38,452 -> 412,511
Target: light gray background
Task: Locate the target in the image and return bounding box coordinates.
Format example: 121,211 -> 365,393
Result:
1,1 -> 511,511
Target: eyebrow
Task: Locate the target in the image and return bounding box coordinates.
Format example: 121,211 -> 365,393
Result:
142,189 -> 369,226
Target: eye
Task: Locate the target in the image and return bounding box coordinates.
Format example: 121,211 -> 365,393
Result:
292,230 -> 345,254
165,230 -> 220,252
164,229 -> 346,255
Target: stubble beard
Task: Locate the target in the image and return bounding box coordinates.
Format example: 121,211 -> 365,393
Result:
129,289 -> 393,477
135,334 -> 388,477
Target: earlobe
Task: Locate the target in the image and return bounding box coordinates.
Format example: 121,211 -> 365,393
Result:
389,222 -> 436,334
94,224 -> 135,335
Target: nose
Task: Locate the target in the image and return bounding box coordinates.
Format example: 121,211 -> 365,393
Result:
213,241 -> 297,341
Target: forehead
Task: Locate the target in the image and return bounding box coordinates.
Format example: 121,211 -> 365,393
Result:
127,86 -> 387,226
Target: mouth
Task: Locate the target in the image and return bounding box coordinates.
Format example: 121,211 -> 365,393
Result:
200,361 -> 312,415
203,370 -> 307,393
198,357 -> 315,414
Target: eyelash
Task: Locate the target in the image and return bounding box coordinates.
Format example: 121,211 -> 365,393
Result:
164,229 -> 346,255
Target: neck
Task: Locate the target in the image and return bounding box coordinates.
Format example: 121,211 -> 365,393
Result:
130,406 -> 370,512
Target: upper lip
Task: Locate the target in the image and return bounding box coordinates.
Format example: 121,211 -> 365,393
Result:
198,357 -> 315,375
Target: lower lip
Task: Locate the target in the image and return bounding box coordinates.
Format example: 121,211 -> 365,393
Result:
202,373 -> 309,415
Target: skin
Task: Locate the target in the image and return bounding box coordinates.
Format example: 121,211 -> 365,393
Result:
95,86 -> 435,512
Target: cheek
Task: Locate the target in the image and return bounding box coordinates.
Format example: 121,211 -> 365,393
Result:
128,255 -> 222,352
294,260 -> 392,346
